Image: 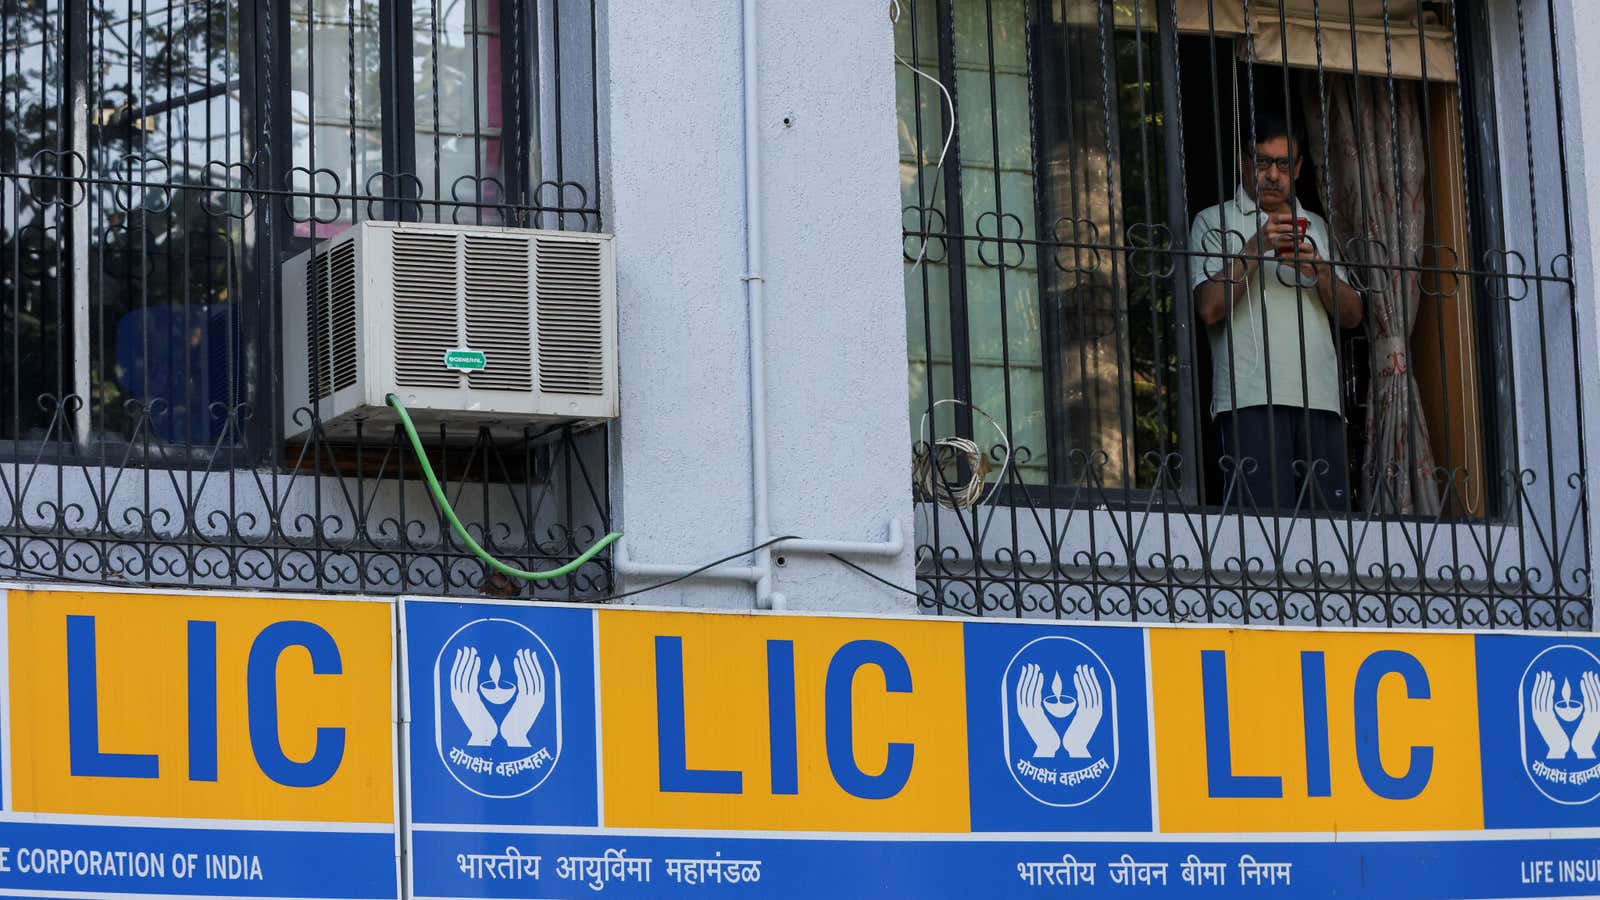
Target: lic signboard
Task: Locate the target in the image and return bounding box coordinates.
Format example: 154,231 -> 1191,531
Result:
5,588 -> 399,898
1,584 -> 1598,897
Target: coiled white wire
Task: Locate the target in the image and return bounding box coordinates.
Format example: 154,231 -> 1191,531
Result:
914,399 -> 1013,511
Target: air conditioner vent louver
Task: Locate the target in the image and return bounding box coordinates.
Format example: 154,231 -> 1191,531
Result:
282,221 -> 615,443
536,237 -> 605,396
392,231 -> 460,389
465,235 -> 534,391
306,240 -> 358,403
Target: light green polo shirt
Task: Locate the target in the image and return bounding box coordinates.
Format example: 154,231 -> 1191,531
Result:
1188,186 -> 1348,418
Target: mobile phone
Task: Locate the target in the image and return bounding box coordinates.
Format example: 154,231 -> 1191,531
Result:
1275,217 -> 1312,257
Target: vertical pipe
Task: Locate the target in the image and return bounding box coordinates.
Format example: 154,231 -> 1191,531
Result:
740,0 -> 774,608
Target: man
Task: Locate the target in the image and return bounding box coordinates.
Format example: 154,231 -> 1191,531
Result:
1190,110 -> 1363,512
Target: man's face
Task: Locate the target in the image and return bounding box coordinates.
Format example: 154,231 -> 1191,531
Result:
1242,134 -> 1302,208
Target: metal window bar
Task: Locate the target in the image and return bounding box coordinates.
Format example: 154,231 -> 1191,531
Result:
899,0 -> 1591,629
0,0 -> 610,598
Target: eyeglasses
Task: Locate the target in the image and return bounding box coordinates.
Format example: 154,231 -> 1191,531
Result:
1253,154 -> 1298,174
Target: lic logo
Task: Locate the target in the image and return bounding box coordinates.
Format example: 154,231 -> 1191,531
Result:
1001,635 -> 1117,807
1520,644 -> 1600,805
434,618 -> 562,799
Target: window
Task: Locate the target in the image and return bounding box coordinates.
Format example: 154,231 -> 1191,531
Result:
898,0 -> 1590,626
0,0 -> 608,599
902,0 -> 1500,513
0,0 -> 550,451
289,0 -> 529,232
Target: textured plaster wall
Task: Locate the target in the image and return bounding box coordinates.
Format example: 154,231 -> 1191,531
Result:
600,1 -> 917,611
1549,0 -> 1600,632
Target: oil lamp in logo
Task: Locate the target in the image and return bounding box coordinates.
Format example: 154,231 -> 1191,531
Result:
480,656 -> 516,705
1043,671 -> 1076,719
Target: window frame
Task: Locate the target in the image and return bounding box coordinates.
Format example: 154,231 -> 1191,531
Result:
907,0 -> 1514,522
0,0 -> 543,464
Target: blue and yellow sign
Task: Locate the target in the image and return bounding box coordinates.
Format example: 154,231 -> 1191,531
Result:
1148,627 -> 1484,832
597,610 -> 971,833
1,589 -> 399,899
401,601 -> 1600,899
4,585 -> 1600,898
403,599 -> 598,829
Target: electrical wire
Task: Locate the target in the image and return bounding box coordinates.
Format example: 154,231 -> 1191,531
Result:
912,399 -> 1012,579
387,393 -> 621,581
0,564 -> 137,586
587,535 -> 800,604
827,552 -> 926,600
889,0 -> 955,273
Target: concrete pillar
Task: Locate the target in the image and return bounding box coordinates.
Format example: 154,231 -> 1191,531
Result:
599,1 -> 917,612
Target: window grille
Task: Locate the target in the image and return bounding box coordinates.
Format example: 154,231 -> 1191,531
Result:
0,0 -> 609,597
897,0 -> 1591,628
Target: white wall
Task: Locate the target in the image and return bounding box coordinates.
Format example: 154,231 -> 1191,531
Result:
1549,0 -> 1600,631
599,0 -> 918,611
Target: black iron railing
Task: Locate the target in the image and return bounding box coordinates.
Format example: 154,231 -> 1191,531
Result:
0,0 -> 610,597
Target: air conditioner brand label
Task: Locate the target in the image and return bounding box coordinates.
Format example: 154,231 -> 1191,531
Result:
444,349 -> 487,372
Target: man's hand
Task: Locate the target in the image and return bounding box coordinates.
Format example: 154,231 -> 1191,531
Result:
1251,211 -> 1301,261
1196,212 -> 1298,325
1281,236 -> 1323,281
1290,236 -> 1364,329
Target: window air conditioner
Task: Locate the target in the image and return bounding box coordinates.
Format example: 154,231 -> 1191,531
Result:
281,221 -> 617,441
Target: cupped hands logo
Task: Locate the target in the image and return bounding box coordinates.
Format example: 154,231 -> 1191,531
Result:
1016,663 -> 1105,760
448,646 -> 546,748
434,618 -> 562,799
1002,636 -> 1117,807
1520,644 -> 1600,805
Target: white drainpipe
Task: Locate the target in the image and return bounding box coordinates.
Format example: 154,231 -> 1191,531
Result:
740,0 -> 777,609
613,0 -> 904,609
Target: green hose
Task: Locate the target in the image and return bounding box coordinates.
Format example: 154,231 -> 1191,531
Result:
386,393 -> 621,581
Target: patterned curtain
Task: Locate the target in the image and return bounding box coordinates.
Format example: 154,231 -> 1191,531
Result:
1313,74 -> 1442,516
